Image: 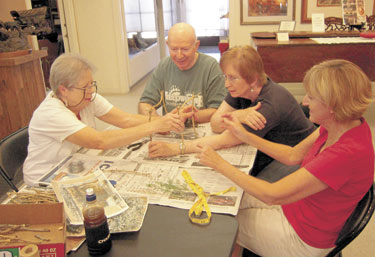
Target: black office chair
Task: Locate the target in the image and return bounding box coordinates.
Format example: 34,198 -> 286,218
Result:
326,184 -> 375,257
0,127 -> 29,192
243,184 -> 375,257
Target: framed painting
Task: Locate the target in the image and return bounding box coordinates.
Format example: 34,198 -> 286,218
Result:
317,0 -> 341,7
302,0 -> 375,23
240,0 -> 296,25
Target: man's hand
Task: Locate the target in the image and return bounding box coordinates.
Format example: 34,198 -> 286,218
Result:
148,141 -> 178,158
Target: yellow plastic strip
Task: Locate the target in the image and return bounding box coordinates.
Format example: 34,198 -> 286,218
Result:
182,170 -> 236,225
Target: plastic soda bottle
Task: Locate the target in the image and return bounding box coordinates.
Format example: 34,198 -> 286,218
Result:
82,188 -> 112,255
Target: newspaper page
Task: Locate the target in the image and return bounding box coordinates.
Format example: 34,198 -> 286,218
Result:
51,170 -> 129,225
37,154 -> 139,186
102,160 -> 246,216
38,123 -> 257,216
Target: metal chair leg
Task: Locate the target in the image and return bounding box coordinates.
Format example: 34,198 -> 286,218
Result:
0,167 -> 18,192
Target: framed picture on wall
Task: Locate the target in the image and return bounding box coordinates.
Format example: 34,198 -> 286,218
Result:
301,0 -> 375,23
317,0 -> 341,7
240,0 -> 296,25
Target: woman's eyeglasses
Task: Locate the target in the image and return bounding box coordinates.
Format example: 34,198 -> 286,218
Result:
67,81 -> 98,107
71,81 -> 97,101
222,74 -> 242,83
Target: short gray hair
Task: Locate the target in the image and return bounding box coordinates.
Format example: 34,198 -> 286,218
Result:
49,53 -> 96,96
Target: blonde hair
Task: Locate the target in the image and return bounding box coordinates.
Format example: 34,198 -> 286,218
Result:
220,45 -> 267,85
303,59 -> 373,121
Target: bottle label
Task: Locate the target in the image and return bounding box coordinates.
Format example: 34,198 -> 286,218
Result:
84,221 -> 112,255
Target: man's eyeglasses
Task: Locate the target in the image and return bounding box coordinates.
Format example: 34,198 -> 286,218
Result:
222,75 -> 242,83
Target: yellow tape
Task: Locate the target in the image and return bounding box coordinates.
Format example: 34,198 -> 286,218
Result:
182,170 -> 236,225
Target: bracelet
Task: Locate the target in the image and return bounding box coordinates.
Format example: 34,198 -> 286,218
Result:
179,142 -> 186,155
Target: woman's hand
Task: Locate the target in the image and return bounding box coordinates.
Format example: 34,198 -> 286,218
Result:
148,141 -> 178,158
244,102 -> 266,130
153,112 -> 184,133
171,105 -> 198,123
221,113 -> 251,143
231,102 -> 266,130
196,144 -> 226,170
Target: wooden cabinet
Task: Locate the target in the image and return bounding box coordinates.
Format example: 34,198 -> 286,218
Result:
0,50 -> 47,139
251,32 -> 375,83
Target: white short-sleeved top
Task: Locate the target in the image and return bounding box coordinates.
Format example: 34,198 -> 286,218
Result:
23,92 -> 113,185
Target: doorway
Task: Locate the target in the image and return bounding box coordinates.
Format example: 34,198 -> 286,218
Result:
125,0 -> 228,62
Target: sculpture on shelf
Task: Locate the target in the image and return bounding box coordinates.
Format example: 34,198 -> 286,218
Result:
324,16 -> 365,32
0,21 -> 29,53
127,38 -> 140,54
325,17 -> 350,31
366,15 -> 375,31
10,7 -> 57,42
127,32 -> 157,55
0,6 -> 59,53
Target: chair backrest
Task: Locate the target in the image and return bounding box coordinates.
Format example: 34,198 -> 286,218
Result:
0,127 -> 29,190
326,184 -> 375,257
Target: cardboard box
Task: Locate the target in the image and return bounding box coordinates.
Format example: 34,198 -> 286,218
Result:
0,202 -> 66,257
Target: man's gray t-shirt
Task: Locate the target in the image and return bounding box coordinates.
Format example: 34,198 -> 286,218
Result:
139,53 -> 226,113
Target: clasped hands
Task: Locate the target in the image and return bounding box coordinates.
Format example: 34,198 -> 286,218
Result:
171,105 -> 198,123
152,105 -> 197,135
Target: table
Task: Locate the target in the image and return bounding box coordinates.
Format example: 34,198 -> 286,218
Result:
69,205 -> 238,257
251,33 -> 375,83
3,123 -> 245,257
63,123 -> 248,257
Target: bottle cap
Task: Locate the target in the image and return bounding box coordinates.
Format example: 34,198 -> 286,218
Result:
86,188 -> 96,202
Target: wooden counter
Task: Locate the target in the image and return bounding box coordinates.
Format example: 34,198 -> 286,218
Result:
0,50 -> 48,139
251,33 -> 375,83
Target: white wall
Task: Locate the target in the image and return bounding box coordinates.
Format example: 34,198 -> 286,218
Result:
0,0 -> 28,22
58,0 -> 130,94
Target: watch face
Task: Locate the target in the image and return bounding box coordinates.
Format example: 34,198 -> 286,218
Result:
179,142 -> 186,154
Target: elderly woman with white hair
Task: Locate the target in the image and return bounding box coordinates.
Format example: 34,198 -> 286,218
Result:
23,53 -> 184,186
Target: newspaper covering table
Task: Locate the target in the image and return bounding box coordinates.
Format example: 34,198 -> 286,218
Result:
51,170 -> 129,225
38,123 -> 257,216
